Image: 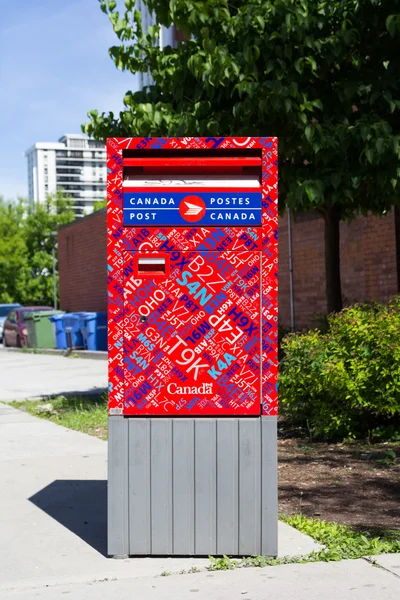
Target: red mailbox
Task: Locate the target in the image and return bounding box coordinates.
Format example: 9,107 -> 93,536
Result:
107,138 -> 277,418
107,137 -> 278,558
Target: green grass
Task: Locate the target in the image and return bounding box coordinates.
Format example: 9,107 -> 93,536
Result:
10,394 -> 108,440
208,515 -> 400,570
282,515 -> 400,561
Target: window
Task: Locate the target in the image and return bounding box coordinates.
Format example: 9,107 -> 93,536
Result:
8,311 -> 17,324
88,141 -> 104,148
69,138 -> 85,149
0,305 -> 19,318
57,160 -> 84,167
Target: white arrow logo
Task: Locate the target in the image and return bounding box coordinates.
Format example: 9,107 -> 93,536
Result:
184,201 -> 203,215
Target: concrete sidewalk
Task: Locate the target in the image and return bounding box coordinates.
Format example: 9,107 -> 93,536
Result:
0,350 -> 107,401
3,557 -> 400,600
0,403 -> 398,599
2,347 -> 108,360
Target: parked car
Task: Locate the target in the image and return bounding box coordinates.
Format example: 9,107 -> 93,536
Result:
0,304 -> 21,343
3,306 -> 53,348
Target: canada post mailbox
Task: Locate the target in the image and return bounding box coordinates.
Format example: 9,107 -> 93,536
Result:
107,137 -> 278,557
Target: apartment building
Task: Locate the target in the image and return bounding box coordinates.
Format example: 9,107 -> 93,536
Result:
25,134 -> 106,216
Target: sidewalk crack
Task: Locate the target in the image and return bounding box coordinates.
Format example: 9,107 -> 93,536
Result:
362,556 -> 400,579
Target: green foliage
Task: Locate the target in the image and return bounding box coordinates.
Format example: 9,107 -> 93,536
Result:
92,198 -> 107,212
11,392 -> 108,440
278,322 -> 291,361
85,0 -> 400,313
0,198 -> 27,303
284,515 -> 400,561
0,193 -> 75,306
208,516 -> 400,570
375,449 -> 397,466
208,555 -> 237,571
279,299 -> 400,440
84,0 -> 400,220
187,566 -> 201,573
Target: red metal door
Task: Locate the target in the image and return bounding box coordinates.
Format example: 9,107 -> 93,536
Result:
123,250 -> 261,416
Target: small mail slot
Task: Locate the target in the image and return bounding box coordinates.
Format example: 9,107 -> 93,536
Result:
137,255 -> 168,277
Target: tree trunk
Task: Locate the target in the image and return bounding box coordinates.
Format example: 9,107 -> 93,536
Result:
323,205 -> 343,314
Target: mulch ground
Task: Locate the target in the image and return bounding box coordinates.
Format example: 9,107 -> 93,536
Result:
278,437 -> 400,531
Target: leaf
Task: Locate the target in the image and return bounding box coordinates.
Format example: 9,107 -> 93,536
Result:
264,60 -> 274,74
386,15 -> 395,36
331,173 -> 341,189
256,15 -> 265,29
294,58 -> 303,74
305,181 -> 323,204
375,138 -> 385,154
307,56 -> 317,72
305,125 -> 314,142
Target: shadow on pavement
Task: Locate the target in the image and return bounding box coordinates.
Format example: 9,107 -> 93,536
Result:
29,480 -> 107,556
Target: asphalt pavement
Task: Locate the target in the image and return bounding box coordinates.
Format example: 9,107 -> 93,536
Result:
0,349 -> 107,401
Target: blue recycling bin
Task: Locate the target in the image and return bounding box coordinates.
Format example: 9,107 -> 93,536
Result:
50,314 -> 68,349
80,312 -> 107,351
60,313 -> 86,349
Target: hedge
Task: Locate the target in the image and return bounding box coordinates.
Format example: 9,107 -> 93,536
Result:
279,298 -> 400,440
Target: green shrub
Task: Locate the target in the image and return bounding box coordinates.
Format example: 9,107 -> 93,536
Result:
279,298 -> 400,440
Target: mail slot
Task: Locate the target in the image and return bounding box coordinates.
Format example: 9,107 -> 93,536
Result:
123,154 -> 262,228
107,137 -> 278,557
137,255 -> 168,277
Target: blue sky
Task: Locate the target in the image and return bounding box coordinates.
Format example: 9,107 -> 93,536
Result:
0,0 -> 136,200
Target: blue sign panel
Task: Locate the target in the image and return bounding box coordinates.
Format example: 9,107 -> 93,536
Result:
123,191 -> 262,226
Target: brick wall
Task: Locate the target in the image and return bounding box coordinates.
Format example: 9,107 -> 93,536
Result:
58,209 -> 107,312
279,208 -> 398,330
57,207 -> 398,328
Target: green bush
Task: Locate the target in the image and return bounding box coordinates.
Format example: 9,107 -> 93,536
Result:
279,298 -> 400,440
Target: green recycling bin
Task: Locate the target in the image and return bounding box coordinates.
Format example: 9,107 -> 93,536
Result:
26,310 -> 64,349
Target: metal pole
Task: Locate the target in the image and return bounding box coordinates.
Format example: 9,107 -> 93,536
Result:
52,236 -> 57,310
287,208 -> 295,331
159,24 -> 163,49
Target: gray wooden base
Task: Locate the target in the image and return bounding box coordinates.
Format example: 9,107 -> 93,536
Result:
108,417 -> 277,557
